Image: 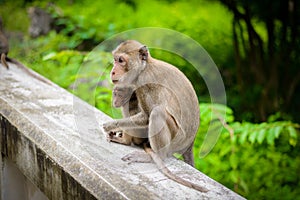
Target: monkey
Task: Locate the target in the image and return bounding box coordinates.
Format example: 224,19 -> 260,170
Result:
110,85 -> 148,146
0,17 -> 9,69
0,17 -> 52,85
105,40 -> 198,165
103,40 -> 208,192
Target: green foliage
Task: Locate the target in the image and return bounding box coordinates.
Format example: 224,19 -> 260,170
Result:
2,0 -> 300,199
0,1 -> 29,32
232,121 -> 299,146
6,0 -> 234,104
195,103 -> 300,199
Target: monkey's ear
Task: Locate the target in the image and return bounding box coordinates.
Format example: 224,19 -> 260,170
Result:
139,46 -> 148,61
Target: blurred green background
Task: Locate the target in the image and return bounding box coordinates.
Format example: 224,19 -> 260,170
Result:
0,0 -> 299,199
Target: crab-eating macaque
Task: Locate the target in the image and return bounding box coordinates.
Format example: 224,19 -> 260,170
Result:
0,18 -> 51,85
104,40 -> 199,165
102,40 -> 207,192
0,17 -> 9,69
110,85 -> 148,145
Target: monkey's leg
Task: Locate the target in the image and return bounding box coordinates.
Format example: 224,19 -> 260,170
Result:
148,105 -> 180,159
120,132 -> 150,163
121,150 -> 152,164
182,142 -> 195,167
120,105 -> 179,165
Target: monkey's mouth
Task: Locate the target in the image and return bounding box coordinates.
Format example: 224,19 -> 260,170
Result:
112,80 -> 119,84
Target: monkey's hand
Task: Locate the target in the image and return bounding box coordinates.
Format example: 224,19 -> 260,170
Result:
102,121 -> 122,142
102,121 -> 119,132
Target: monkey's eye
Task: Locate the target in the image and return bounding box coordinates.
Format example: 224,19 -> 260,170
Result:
118,57 -> 125,63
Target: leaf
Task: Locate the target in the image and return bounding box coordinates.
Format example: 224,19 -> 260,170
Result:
249,131 -> 258,144
229,170 -> 239,183
239,130 -> 248,144
287,126 -> 298,139
220,144 -> 232,157
42,52 -> 57,61
257,129 -> 266,144
239,179 -> 249,194
229,154 -> 239,170
273,126 -> 283,139
287,126 -> 298,146
267,129 -> 275,145
289,138 -> 297,147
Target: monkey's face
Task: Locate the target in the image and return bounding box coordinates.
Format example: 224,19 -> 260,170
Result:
110,40 -> 148,84
112,93 -> 125,108
112,86 -> 133,107
111,52 -> 141,84
110,54 -> 128,84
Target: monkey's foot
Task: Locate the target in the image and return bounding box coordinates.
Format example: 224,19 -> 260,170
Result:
106,131 -> 122,142
122,151 -> 152,164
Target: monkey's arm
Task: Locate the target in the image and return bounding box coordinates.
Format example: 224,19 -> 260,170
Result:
102,112 -> 148,133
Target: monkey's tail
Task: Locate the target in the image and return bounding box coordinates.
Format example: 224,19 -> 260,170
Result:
143,144 -> 208,193
1,53 -> 9,69
6,57 -> 52,85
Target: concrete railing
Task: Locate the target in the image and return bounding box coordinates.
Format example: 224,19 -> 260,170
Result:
0,62 -> 245,200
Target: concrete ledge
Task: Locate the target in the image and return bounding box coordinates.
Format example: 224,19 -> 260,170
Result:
0,62 -> 245,199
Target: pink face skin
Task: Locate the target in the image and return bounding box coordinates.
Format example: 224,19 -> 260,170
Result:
110,54 -> 128,84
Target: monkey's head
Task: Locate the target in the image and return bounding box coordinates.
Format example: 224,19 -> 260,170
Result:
110,40 -> 149,84
112,85 -> 134,108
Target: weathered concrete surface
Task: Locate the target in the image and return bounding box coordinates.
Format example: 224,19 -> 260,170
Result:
1,158 -> 48,200
0,62 -> 246,200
